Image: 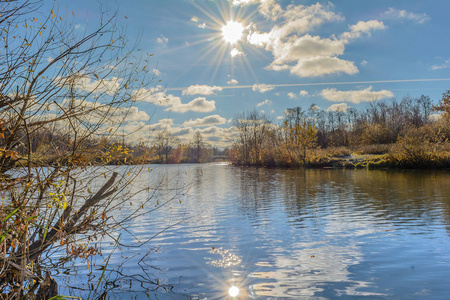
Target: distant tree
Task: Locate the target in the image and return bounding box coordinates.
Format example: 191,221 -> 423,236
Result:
154,131 -> 179,163
281,107 -> 318,164
232,110 -> 272,165
434,90 -> 450,117
193,132 -> 203,162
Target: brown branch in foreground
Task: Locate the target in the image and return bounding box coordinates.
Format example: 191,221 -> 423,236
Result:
26,172 -> 118,262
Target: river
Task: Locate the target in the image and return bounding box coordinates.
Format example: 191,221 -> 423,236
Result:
57,163 -> 450,299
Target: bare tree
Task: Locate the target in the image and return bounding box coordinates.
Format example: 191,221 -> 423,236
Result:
0,1 -> 170,298
153,131 -> 179,163
233,110 -> 272,165
281,107 -> 318,164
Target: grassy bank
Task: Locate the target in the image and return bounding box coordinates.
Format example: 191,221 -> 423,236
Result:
231,144 -> 450,170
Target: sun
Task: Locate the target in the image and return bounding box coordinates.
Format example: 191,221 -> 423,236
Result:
221,20 -> 244,44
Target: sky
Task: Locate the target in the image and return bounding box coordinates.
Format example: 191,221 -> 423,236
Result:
48,0 -> 450,147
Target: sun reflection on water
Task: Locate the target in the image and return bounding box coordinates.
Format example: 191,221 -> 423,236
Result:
207,247 -> 242,268
228,285 -> 240,297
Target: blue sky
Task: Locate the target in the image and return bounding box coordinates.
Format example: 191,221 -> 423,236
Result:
52,0 -> 450,147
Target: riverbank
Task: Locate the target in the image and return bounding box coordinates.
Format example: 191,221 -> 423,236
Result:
231,144 -> 450,170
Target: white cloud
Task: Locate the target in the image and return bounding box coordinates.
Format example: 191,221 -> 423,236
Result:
230,48 -> 244,57
247,3 -> 344,48
246,3 -> 389,78
361,60 -> 368,66
182,114 -> 227,127
134,86 -> 215,113
232,0 -> 259,6
326,103 -> 349,112
256,99 -> 272,107
55,99 -> 149,125
134,86 -> 181,107
191,16 -> 199,22
287,92 -> 296,99
300,90 -> 309,96
152,68 -> 161,76
253,83 -> 274,93
321,86 -> 394,103
157,35 -> 168,47
351,20 -> 385,32
247,31 -> 271,46
157,118 -> 174,126
182,85 -> 223,96
340,20 -> 386,42
277,3 -> 343,35
271,34 -> 346,65
227,79 -> 238,85
118,106 -> 150,122
259,0 -> 283,20
432,59 -> 450,70
65,75 -> 122,96
246,3 -> 367,78
168,97 -> 216,113
381,8 -> 430,24
287,56 -> 358,77
198,22 -> 206,29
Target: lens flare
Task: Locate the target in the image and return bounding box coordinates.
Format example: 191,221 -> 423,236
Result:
228,285 -> 240,297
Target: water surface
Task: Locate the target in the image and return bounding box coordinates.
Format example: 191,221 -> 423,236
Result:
58,164 -> 450,299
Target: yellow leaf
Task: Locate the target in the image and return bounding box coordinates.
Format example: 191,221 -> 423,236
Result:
62,193 -> 67,210
72,11 -> 75,17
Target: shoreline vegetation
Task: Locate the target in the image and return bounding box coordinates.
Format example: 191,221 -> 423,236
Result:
228,91 -> 450,170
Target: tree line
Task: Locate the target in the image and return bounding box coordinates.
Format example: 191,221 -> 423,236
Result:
9,126 -> 220,166
230,92 -> 450,168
